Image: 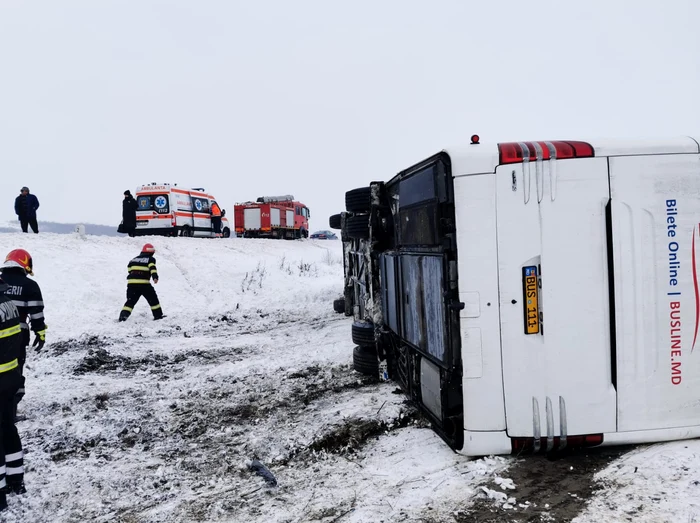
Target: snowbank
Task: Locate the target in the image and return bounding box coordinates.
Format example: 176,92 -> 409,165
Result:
0,233 -> 344,339
574,441 -> 700,523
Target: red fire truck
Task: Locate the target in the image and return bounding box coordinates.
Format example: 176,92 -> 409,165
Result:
234,195 -> 311,239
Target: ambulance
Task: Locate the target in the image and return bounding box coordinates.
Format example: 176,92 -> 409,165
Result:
134,183 -> 231,238
337,135 -> 700,456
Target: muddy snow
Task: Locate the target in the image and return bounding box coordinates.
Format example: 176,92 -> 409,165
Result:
0,232 -> 698,522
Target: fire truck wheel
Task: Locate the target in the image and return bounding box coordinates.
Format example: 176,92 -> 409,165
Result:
345,187 -> 371,213
333,298 -> 345,314
181,225 -> 194,237
345,214 -> 369,239
329,213 -> 342,230
222,227 -> 231,238
352,321 -> 375,347
353,345 -> 379,376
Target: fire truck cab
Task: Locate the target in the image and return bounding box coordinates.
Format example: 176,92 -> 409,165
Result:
234,195 -> 310,239
134,183 -> 231,238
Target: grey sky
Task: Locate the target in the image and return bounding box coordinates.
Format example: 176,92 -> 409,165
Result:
2,0 -> 699,227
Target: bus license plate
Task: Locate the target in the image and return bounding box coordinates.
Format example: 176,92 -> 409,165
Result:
522,265 -> 540,335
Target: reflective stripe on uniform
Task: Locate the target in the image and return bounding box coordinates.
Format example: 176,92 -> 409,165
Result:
19,322 -> 28,329
148,263 -> 156,267
29,312 -> 44,320
128,266 -> 151,271
127,280 -> 152,284
6,466 -> 23,475
0,325 -> 21,339
11,300 -> 44,307
0,359 -> 19,373
151,304 -> 161,310
121,306 -> 133,312
6,451 -> 23,462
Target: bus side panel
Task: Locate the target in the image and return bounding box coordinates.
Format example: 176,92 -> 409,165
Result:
453,174 -> 506,432
610,153 -> 700,432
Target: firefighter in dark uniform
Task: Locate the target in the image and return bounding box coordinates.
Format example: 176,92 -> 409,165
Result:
119,243 -> 164,321
0,250 -> 46,420
0,276 -> 27,510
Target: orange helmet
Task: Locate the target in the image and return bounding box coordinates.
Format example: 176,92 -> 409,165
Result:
3,249 -> 34,275
142,243 -> 156,254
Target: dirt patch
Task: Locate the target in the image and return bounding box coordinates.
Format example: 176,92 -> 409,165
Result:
50,335 -> 111,356
298,404 -> 423,458
73,347 -> 169,374
460,445 -> 635,523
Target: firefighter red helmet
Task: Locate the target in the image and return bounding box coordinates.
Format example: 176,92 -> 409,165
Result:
2,249 -> 34,275
142,243 -> 156,254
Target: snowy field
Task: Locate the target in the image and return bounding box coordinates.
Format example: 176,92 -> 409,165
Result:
0,232 -> 698,522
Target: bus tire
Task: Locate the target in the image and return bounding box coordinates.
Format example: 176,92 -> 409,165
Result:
346,214 -> 369,239
352,321 -> 375,347
181,225 -> 193,237
353,345 -> 379,376
222,227 -> 231,238
329,213 -> 342,230
345,187 -> 371,213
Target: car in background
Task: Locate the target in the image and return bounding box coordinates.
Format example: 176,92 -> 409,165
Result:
310,230 -> 337,240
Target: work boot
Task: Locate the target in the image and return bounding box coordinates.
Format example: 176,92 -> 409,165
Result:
0,492 -> 7,511
6,480 -> 26,495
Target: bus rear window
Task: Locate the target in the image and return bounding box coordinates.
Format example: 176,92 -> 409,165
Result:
137,194 -> 170,214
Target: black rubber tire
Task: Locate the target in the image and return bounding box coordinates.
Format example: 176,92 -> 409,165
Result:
329,213 -> 342,230
222,227 -> 231,238
352,321 -> 375,347
181,225 -> 193,237
345,187 -> 372,213
346,214 -> 369,240
353,345 -> 379,376
333,298 -> 345,314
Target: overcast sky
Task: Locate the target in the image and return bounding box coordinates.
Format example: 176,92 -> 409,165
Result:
1,0 -> 699,228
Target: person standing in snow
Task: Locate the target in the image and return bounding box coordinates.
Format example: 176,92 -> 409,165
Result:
14,187 -> 40,234
121,190 -> 138,237
0,249 -> 46,422
211,201 -> 222,237
119,243 -> 164,321
0,276 -> 27,509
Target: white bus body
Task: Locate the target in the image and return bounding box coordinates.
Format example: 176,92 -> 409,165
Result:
342,136 -> 700,456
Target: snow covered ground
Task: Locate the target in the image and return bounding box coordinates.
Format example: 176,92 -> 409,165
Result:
0,231 -> 698,522
0,233 -> 510,522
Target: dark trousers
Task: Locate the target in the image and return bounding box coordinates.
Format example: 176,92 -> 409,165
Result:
14,331 -> 28,410
212,217 -> 222,234
120,285 -> 163,320
0,371 -> 25,491
19,218 -> 38,234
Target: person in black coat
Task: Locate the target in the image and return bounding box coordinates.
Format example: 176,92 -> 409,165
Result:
14,187 -> 39,234
122,190 -> 138,237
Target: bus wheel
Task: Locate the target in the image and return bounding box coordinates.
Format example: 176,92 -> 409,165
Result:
353,345 -> 379,376
181,225 -> 193,237
222,227 -> 231,238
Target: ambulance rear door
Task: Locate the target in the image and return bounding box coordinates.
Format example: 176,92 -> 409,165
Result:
609,150 -> 700,431
496,143 -> 617,441
135,189 -> 171,233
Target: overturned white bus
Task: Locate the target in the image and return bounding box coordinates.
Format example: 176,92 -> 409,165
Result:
331,135 -> 700,456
